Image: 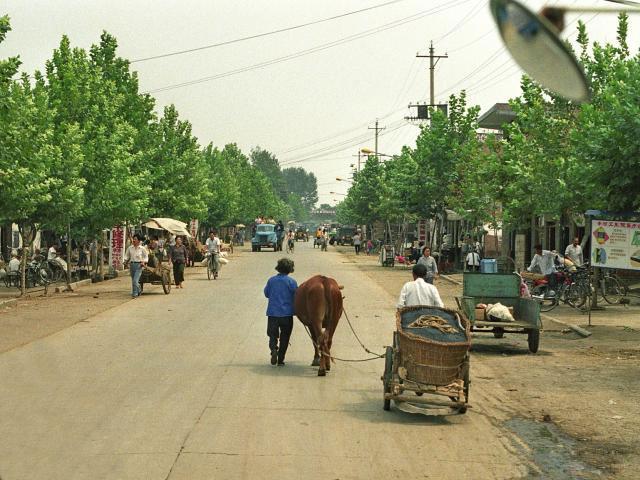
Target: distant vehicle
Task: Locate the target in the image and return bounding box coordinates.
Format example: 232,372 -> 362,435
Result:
252,224 -> 278,252
295,226 -> 308,242
336,225 -> 356,245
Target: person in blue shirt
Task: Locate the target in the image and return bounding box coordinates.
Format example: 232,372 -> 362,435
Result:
264,258 -> 298,366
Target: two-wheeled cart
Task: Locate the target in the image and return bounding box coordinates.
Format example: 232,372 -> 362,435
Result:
456,272 -> 542,353
382,306 -> 471,414
139,262 -> 172,294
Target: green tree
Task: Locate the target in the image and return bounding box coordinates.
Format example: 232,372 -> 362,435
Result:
147,105 -> 209,220
202,143 -> 241,227
251,147 -> 287,200
45,35 -> 149,237
574,15 -> 640,211
282,166 -> 318,213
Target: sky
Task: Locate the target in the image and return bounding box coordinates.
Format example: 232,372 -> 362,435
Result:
2,0 -> 638,206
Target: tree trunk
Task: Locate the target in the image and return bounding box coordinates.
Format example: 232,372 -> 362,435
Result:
17,222 -> 36,296
66,222 -> 72,288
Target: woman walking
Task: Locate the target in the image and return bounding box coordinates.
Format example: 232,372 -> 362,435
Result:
170,236 -> 188,288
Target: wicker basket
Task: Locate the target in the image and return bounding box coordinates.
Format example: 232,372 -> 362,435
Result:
396,305 -> 471,386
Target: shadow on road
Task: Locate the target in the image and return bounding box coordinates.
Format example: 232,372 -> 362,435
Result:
342,394 -> 464,426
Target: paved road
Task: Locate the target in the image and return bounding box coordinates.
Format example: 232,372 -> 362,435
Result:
0,242 -> 528,479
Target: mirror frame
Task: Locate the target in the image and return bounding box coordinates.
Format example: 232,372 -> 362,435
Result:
490,0 -> 591,102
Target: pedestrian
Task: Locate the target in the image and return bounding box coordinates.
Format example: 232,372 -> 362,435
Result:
263,258 -> 298,366
527,244 -> 560,292
353,231 -> 362,255
466,250 -> 480,271
366,239 -> 374,255
564,237 -> 583,267
417,247 -> 439,284
397,263 -> 444,308
170,236 -> 188,288
124,233 -> 148,299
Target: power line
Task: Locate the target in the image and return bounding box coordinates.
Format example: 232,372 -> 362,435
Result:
143,0 -> 473,94
131,0 -> 409,64
434,0 -> 487,44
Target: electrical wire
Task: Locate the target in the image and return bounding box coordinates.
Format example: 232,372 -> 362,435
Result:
434,0 -> 488,44
143,0 -> 473,94
131,0 -> 410,64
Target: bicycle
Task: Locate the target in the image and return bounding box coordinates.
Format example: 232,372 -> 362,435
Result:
207,252 -> 219,280
596,268 -> 627,304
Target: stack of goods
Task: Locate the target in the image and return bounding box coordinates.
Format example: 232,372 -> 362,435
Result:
474,302 -> 515,322
399,307 -> 468,343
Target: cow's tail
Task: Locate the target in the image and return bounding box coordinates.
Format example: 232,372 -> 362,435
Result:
321,276 -> 336,364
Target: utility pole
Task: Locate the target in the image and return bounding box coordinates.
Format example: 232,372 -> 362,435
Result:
368,119 -> 385,157
417,41 -> 448,106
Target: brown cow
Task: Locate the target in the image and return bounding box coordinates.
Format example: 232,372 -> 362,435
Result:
294,275 -> 343,376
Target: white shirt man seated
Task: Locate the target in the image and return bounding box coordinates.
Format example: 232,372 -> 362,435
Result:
8,254 -> 20,273
397,263 -> 444,308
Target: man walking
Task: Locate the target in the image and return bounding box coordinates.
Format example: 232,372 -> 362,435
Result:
353,231 -> 362,255
124,234 -> 148,299
263,258 -> 298,366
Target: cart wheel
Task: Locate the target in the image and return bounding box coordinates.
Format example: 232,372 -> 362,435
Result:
458,359 -> 470,414
493,327 -> 504,339
162,272 -> 171,294
383,346 -> 393,411
527,329 -> 540,353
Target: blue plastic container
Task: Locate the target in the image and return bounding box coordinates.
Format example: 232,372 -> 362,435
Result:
480,258 -> 497,273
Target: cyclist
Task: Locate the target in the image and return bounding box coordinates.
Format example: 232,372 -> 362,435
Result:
205,230 -> 221,278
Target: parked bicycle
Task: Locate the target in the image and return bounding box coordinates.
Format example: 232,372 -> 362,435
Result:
595,267 -> 628,305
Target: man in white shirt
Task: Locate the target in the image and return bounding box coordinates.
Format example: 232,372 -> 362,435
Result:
466,250 -> 480,271
124,234 -> 148,299
528,244 -> 559,292
8,253 -> 20,273
397,264 -> 444,308
205,231 -> 221,275
564,237 -> 583,267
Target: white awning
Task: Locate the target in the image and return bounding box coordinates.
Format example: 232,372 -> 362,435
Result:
143,218 -> 192,238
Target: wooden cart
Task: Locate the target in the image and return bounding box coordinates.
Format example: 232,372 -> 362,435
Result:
456,272 -> 542,353
382,306 -> 471,414
139,263 -> 172,295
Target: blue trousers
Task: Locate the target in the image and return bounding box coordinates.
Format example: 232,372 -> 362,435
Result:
130,262 -> 142,297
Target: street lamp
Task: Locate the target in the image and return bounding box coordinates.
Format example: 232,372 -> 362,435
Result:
490,0 -> 640,103
361,147 -> 393,158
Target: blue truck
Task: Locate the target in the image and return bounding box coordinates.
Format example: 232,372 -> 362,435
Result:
252,224 -> 278,252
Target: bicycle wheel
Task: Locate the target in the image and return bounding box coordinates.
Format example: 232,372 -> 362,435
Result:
566,283 -> 587,308
602,275 -> 624,304
531,284 -> 557,312
207,259 -> 212,280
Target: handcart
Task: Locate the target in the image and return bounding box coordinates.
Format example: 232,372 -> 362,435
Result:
455,272 -> 542,353
382,306 -> 471,414
139,262 -> 172,294
380,245 -> 395,267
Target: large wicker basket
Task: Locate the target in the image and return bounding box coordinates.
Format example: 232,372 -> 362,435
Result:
396,305 -> 471,386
